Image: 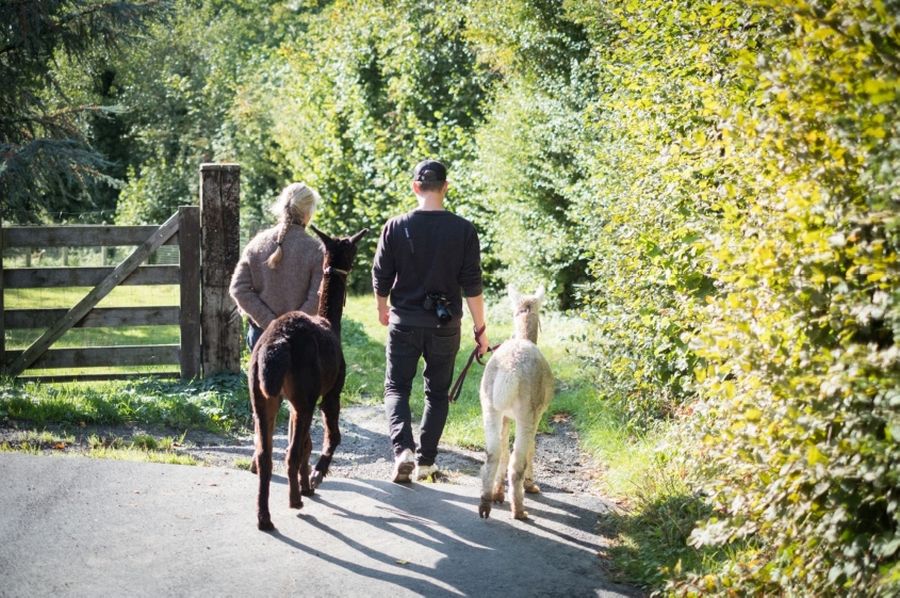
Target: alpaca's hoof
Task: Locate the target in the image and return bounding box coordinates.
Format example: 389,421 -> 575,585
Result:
289,497 -> 303,509
524,479 -> 541,494
258,518 -> 275,531
479,498 -> 492,519
492,491 -> 505,504
301,487 -> 315,497
310,470 -> 325,489
512,509 -> 529,521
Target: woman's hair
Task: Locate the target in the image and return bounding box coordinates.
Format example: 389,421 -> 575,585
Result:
266,182 -> 320,269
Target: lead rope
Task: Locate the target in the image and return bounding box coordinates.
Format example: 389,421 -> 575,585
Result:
449,325 -> 502,403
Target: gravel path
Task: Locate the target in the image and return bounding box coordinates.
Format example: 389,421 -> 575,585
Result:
1,404 -> 604,496
184,404 -> 603,495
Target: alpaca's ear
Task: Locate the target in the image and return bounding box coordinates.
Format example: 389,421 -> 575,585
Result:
349,228 -> 369,245
507,284 -> 520,305
310,224 -> 331,245
534,286 -> 545,305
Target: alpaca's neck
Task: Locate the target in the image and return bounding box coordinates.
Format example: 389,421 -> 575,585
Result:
514,314 -> 539,344
317,271 -> 347,335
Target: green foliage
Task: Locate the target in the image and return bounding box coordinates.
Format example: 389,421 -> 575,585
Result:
464,0 -> 595,304
111,1 -> 293,224
537,0 -> 899,594
472,0 -> 899,594
262,0 -> 495,287
0,0 -> 155,222
670,2 -> 899,594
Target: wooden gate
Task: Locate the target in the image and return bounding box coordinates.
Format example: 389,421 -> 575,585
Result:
0,207 -> 201,382
0,162 -> 243,383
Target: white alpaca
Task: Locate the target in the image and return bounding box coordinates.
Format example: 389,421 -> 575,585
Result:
478,287 -> 554,520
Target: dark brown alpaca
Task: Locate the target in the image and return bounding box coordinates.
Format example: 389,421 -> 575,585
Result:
249,225 -> 367,531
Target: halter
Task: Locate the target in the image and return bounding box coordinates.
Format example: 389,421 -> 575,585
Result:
323,265 -> 351,306
324,266 -> 350,277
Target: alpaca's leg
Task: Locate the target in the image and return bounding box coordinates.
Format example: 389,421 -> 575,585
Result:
248,364 -> 277,531
479,409 -> 502,518
290,412 -> 313,494
524,411 -> 541,494
250,414 -> 261,475
298,410 -> 315,496
509,420 -> 537,520
285,406 -> 303,509
300,426 -> 312,493
260,407 -> 279,525
251,366 -> 277,531
312,386 -> 342,489
492,417 -> 511,503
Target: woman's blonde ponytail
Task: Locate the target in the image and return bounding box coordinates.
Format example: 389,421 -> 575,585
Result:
265,205 -> 292,269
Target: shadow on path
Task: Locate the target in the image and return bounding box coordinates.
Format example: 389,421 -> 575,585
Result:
262,477 -> 640,597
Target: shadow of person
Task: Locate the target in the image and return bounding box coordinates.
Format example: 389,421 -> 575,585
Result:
268,526 -> 462,597
266,477 -> 641,597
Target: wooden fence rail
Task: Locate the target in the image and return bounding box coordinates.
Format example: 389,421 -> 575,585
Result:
1,163 -> 241,383
1,207 -> 201,382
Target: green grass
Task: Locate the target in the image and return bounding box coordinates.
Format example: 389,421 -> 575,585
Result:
0,374 -> 250,434
87,434 -> 199,465
0,429 -> 76,454
2,430 -> 197,466
18,429 -> 77,446
87,446 -> 197,466
6,325 -> 180,350
4,285 -> 180,309
0,441 -> 41,455
4,285 -> 182,376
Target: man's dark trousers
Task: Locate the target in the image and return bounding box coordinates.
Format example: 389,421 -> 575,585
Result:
384,323 -> 461,466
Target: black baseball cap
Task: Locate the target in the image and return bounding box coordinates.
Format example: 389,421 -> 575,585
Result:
412,159 -> 447,183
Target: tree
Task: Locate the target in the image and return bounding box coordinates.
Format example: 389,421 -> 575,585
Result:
0,0 -> 156,223
111,0 -> 293,225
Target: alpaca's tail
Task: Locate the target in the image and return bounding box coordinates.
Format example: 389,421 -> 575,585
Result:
489,367 -> 521,413
257,338 -> 291,398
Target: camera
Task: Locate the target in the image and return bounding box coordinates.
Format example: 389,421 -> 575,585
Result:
423,292 -> 452,324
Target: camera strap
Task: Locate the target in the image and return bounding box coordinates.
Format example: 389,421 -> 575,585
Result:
401,213 -> 427,283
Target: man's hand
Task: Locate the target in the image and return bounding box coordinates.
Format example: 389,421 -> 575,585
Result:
375,294 -> 390,326
476,329 -> 491,357
465,293 -> 490,356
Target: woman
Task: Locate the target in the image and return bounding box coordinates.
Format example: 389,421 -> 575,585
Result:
229,182 -> 324,350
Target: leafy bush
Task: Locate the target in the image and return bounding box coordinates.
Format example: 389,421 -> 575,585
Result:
554,0 -> 899,593
479,0 -> 899,593
668,1 -> 899,594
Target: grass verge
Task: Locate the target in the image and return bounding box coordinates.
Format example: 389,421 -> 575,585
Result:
1,431 -> 198,466
0,373 -> 250,434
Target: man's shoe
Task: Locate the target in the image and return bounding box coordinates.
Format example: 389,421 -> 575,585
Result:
415,463 -> 439,481
392,449 -> 415,483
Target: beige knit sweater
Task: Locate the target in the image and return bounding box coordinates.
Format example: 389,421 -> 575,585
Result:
229,224 -> 325,329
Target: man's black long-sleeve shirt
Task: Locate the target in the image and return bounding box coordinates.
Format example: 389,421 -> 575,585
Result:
372,209 -> 483,328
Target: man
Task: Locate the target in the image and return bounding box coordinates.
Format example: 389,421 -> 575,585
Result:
372,159 -> 490,483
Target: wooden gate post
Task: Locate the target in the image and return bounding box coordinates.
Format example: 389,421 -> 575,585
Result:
200,163 -> 241,376
178,206 -> 201,379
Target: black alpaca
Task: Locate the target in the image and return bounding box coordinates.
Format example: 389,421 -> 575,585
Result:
249,225 -> 367,531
